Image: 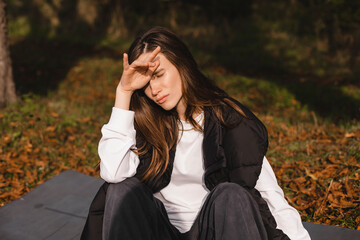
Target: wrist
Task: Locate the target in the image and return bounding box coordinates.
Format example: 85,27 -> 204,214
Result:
116,84 -> 134,96
114,86 -> 133,110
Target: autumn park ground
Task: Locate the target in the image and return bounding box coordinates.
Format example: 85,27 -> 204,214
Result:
0,34 -> 360,231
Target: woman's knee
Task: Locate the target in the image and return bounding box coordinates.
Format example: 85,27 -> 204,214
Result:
106,177 -> 152,205
212,182 -> 254,203
107,177 -> 140,193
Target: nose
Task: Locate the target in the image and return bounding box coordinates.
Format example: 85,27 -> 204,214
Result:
149,80 -> 161,96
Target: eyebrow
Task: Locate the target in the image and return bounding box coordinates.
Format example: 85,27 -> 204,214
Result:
153,68 -> 164,75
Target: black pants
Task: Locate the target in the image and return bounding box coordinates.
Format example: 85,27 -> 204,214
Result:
82,178 -> 268,240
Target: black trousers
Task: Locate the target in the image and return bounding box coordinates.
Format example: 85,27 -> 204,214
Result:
81,178 -> 268,240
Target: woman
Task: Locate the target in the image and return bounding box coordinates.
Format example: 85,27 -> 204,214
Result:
81,27 -> 311,240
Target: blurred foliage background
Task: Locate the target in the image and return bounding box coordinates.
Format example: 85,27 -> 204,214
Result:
1,0 -> 360,229
7,0 -> 360,120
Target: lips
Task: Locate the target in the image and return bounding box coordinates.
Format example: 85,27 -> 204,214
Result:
157,95 -> 168,104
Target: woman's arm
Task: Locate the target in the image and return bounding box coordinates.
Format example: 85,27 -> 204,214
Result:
255,156 -> 311,240
99,107 -> 140,183
99,47 -> 162,182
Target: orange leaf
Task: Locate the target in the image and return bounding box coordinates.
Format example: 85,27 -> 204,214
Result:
0,192 -> 19,199
3,134 -> 11,144
0,182 -> 9,188
345,132 -> 356,138
50,112 -> 59,118
45,126 -> 56,132
7,168 -> 23,174
78,117 -> 91,123
355,215 -> 360,224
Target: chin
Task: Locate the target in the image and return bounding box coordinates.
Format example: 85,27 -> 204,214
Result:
161,105 -> 174,111
159,102 -> 176,111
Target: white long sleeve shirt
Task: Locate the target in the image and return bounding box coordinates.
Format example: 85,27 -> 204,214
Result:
99,107 -> 311,239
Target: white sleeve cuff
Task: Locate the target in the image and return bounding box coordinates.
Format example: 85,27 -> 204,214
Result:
106,107 -> 135,132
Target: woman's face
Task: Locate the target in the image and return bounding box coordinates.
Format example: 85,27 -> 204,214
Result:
143,52 -> 185,117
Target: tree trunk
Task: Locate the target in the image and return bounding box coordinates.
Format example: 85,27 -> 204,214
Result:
106,0 -> 128,39
32,0 -> 60,35
0,0 -> 16,108
77,0 -> 99,26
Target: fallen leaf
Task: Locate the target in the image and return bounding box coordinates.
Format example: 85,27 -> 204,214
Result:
45,126 -> 56,132
345,133 -> 356,138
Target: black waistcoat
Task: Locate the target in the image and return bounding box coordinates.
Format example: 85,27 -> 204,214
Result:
134,98 -> 290,240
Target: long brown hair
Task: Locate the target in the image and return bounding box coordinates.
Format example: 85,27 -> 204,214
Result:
128,26 -> 245,182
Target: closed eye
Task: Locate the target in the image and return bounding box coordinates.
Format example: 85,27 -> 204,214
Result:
151,73 -> 164,79
156,73 -> 164,78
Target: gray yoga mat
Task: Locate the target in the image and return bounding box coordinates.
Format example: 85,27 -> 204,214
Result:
0,170 -> 359,240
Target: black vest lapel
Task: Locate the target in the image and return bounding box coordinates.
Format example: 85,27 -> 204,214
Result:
203,107 -> 228,190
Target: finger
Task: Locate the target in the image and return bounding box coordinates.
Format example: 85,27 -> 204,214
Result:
146,60 -> 160,75
131,60 -> 150,69
131,62 -> 152,75
146,46 -> 161,62
150,59 -> 160,71
123,53 -> 129,70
